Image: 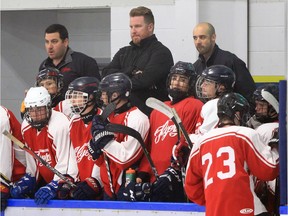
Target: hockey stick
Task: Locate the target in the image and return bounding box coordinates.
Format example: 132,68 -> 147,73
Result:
0,172 -> 12,187
146,97 -> 193,149
2,130 -> 76,188
105,123 -> 159,180
99,102 -> 117,198
101,102 -> 116,121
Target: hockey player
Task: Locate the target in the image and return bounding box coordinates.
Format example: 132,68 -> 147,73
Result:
20,67 -> 66,118
185,92 -> 279,216
36,67 -> 64,107
36,67 -> 73,118
249,84 -> 280,215
0,106 -> 26,211
88,73 -> 150,200
10,87 -> 78,205
194,64 -> 236,135
123,61 -> 203,202
61,77 -> 103,200
247,84 -> 279,130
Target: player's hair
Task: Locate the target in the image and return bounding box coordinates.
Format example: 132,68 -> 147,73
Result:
129,6 -> 154,25
45,24 -> 69,41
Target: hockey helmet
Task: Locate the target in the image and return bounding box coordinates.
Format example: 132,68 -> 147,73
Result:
196,65 -> 236,102
24,86 -> 52,129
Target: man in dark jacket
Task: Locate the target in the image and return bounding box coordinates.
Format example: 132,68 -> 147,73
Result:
102,6 -> 174,115
39,24 -> 101,96
192,22 -> 255,111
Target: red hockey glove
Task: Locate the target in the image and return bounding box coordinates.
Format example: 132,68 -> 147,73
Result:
57,175 -> 75,200
172,141 -> 191,167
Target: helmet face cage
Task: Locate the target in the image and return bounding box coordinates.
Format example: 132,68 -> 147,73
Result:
196,65 -> 235,102
65,77 -> 103,114
195,77 -> 218,102
253,84 -> 279,122
65,90 -> 89,115
25,106 -> 51,130
24,87 -> 52,129
100,73 -> 132,103
217,93 -> 250,126
36,68 -> 64,94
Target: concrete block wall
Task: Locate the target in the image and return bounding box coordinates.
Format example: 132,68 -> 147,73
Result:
1,0 -> 287,120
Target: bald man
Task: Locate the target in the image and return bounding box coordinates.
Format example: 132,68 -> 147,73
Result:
192,22 -> 255,112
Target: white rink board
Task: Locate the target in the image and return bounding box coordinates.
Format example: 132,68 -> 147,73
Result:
2,199 -> 206,216
2,199 -> 287,216
4,207 -> 205,216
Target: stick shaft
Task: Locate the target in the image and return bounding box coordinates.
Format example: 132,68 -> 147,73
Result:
106,123 -> 159,179
2,130 -> 76,188
146,97 -> 193,148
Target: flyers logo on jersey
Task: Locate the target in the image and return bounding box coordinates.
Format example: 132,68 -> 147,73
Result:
154,120 -> 177,143
35,149 -> 52,166
240,208 -> 253,214
75,143 -> 92,162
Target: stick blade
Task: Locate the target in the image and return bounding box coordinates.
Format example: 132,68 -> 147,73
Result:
2,130 -> 9,136
101,102 -> 116,120
145,97 -> 174,118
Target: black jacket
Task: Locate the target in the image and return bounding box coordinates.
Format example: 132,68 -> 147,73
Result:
102,34 -> 174,104
193,44 -> 256,105
39,47 -> 100,96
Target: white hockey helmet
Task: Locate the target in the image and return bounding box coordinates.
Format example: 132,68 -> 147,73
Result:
24,86 -> 51,108
24,86 -> 52,129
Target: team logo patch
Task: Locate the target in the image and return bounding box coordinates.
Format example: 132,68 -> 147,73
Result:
240,208 -> 253,214
61,67 -> 72,72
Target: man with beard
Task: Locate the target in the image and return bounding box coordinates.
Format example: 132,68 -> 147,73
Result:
192,22 -> 255,112
102,6 -> 174,116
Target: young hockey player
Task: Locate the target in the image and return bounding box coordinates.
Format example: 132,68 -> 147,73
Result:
0,106 -> 26,211
10,87 -> 78,205
61,77 -> 104,200
88,73 -> 150,200
185,92 -> 279,216
123,61 -> 203,202
249,84 -> 280,215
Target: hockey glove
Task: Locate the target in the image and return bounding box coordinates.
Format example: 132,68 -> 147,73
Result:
57,175 -> 75,200
10,173 -> 36,198
151,167 -> 184,202
71,177 -> 102,200
34,180 -> 58,205
137,171 -> 151,183
1,180 -> 10,211
172,141 -> 191,167
268,127 -> 279,148
88,130 -> 114,160
123,182 -> 152,202
91,115 -> 108,137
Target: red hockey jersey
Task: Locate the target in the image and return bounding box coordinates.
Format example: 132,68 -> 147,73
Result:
94,106 -> 150,198
185,126 -> 279,216
139,97 -> 203,182
0,106 -> 26,182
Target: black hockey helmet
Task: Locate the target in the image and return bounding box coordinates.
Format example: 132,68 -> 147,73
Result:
167,61 -> 198,100
99,73 -> 132,102
196,65 -> 236,102
253,84 -> 279,122
36,67 -> 64,92
65,76 -> 102,114
217,92 -> 250,126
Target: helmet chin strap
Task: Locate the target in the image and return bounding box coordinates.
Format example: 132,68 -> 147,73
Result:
233,113 -> 242,126
108,93 -> 123,107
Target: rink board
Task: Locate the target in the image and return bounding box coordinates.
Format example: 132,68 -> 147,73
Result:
1,199 -> 288,216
